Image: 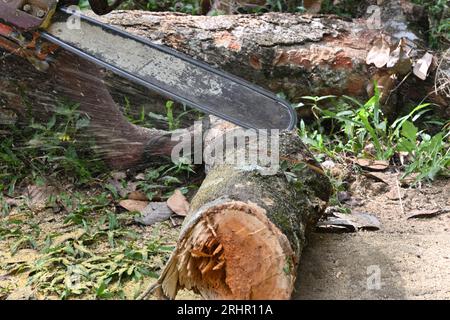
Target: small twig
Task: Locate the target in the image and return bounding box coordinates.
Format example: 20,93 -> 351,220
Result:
136,281 -> 163,300
385,71 -> 411,105
395,175 -> 405,216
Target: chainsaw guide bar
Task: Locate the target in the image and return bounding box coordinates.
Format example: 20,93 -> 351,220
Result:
40,7 -> 297,130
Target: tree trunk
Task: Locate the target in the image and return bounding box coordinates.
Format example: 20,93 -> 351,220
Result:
1,5 -> 448,170
89,7 -> 448,117
158,119 -> 332,299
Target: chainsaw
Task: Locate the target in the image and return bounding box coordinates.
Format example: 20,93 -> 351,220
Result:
0,0 -> 297,130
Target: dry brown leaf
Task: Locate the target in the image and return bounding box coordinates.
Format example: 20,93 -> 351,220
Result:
107,175 -> 138,198
134,202 -> 173,226
53,229 -> 85,247
128,191 -> 148,201
366,35 -> 391,68
167,189 -> 190,216
361,171 -> 389,185
386,38 -> 412,75
26,184 -> 57,211
413,52 -> 433,80
354,158 -> 389,171
119,199 -> 149,212
373,73 -> 396,102
316,212 -> 381,233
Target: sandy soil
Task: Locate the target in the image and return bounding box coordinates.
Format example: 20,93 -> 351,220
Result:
295,174 -> 450,300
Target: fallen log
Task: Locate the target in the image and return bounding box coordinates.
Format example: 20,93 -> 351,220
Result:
1,4 -> 448,171
89,6 -> 448,117
156,120 -> 332,299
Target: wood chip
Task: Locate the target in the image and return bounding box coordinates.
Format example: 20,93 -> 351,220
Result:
413,52 -> 433,80
191,249 -> 212,258
354,158 -> 389,171
201,259 -> 215,275
212,244 -> 223,256
213,260 -> 225,271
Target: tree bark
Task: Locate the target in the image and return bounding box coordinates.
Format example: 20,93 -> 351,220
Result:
157,119 -> 332,299
1,6 -> 448,170
88,8 -> 448,117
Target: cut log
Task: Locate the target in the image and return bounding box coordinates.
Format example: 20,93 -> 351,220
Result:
157,120 -> 332,299
88,7 -> 448,117
1,4 -> 448,170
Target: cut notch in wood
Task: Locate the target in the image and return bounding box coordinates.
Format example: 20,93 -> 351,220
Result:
170,201 -> 295,300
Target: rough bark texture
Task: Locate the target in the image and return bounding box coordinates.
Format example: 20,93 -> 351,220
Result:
158,121 -> 332,299
88,8 -> 449,117
1,5 -> 448,170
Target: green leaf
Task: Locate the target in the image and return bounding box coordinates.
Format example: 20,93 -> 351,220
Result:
401,120 -> 418,143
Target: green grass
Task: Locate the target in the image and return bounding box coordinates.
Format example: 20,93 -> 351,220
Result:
0,97 -> 200,299
0,101 -> 106,195
297,90 -> 450,184
411,0 -> 449,48
0,190 -> 175,299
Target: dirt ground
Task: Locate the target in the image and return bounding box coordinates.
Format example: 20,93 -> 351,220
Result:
294,173 -> 450,300
1,170 -> 448,300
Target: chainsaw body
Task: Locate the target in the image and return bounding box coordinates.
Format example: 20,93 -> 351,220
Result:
0,0 -> 123,69
0,0 -> 58,31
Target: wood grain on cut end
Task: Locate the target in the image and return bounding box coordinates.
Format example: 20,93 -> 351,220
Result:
165,201 -> 295,300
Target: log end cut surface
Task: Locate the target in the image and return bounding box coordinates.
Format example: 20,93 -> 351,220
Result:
162,201 -> 295,300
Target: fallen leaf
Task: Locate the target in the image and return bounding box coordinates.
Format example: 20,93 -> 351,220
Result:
111,171 -> 126,180
135,173 -> 146,180
316,212 -> 381,233
385,187 -> 406,200
366,35 -> 391,68
134,202 -> 173,226
167,189 -> 190,216
128,191 -> 148,201
321,160 -> 336,169
337,191 -> 352,203
5,249 -> 39,264
361,171 -> 390,184
354,158 -> 389,171
6,286 -> 35,300
413,52 -> 433,80
5,197 -> 21,207
386,38 -> 412,75
170,215 -> 184,227
119,199 -> 149,212
52,229 -> 85,247
407,207 -> 450,220
399,173 -> 419,187
350,212 -> 382,230
26,184 -> 57,211
374,73 -> 396,102
107,172 -> 138,198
